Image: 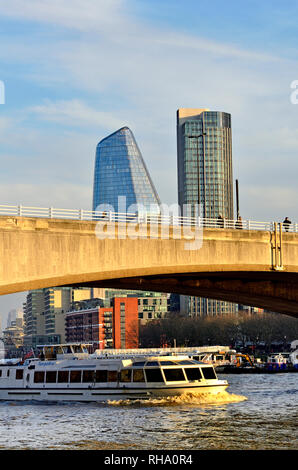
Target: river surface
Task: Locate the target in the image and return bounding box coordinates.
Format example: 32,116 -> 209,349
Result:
0,373 -> 296,450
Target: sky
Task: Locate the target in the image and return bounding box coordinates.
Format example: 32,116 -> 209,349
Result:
0,0 -> 298,322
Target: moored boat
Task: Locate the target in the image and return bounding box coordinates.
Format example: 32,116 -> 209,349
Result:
0,344 -> 228,402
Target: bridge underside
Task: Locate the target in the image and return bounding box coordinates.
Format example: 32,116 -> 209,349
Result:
70,270 -> 298,319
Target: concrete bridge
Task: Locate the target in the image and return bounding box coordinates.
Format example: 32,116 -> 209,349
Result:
1,210 -> 298,318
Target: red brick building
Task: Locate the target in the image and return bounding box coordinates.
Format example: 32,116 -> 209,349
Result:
65,297 -> 138,350
112,297 -> 139,349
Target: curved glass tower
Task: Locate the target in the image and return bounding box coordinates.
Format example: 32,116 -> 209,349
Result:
93,127 -> 161,213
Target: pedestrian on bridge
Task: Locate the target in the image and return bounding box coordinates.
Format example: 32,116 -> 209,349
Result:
283,217 -> 291,232
236,216 -> 243,230
217,214 -> 224,228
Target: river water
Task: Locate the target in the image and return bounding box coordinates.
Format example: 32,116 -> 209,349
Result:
0,373 -> 296,451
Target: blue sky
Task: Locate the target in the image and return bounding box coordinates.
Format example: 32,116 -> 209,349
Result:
0,0 -> 298,320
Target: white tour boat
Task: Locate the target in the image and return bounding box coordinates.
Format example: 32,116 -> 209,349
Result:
0,344 -> 228,402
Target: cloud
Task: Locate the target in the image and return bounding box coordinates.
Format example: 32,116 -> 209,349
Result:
0,182 -> 92,209
0,0 -> 127,32
29,99 -> 126,129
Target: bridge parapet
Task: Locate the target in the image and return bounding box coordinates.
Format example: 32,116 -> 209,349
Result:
0,204 -> 297,233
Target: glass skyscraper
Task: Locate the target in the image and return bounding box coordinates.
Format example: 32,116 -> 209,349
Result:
177,108 -> 236,317
177,108 -> 233,219
93,126 -> 161,213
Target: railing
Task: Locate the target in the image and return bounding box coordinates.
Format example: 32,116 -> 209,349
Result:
0,204 -> 297,232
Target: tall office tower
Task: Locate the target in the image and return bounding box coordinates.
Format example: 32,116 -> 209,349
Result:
92,126 -> 161,213
177,108 -> 236,316
177,108 -> 233,218
23,290 -> 46,347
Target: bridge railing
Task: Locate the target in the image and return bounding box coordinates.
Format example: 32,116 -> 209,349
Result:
0,204 -> 297,232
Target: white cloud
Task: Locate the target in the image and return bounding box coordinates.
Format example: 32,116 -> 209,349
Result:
29,99 -> 125,129
0,182 -> 92,209
0,0 -> 127,32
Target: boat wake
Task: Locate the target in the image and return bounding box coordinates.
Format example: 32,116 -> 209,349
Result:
108,391 -> 247,407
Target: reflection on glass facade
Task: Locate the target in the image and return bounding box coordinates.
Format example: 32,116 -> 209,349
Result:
177,109 -> 233,219
177,108 -> 236,317
93,127 -> 161,213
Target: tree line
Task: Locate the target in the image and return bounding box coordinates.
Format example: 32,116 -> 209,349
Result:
139,312 -> 298,352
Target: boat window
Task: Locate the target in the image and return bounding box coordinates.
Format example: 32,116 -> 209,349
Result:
133,361 -> 146,367
163,368 -> 185,382
145,361 -> 159,366
58,371 -> 69,383
176,360 -> 197,365
145,368 -> 164,383
193,355 -> 204,361
70,370 -> 82,383
95,370 -> 108,382
46,371 -> 57,383
34,371 -> 45,383
16,369 -> 24,380
0,370 -> 2,378
108,371 -> 118,382
133,369 -> 145,382
159,361 -> 177,365
83,370 -> 94,383
202,367 -> 217,380
184,367 -> 202,381
120,369 -> 132,382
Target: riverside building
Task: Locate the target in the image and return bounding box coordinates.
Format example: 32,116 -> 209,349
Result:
65,297 -> 139,349
23,287 -> 93,348
177,108 -> 237,316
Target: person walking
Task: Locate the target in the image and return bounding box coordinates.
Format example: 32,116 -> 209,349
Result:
236,215 -> 243,229
283,217 -> 291,232
217,214 -> 224,228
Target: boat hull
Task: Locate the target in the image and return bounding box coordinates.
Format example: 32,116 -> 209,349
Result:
0,383 -> 228,402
